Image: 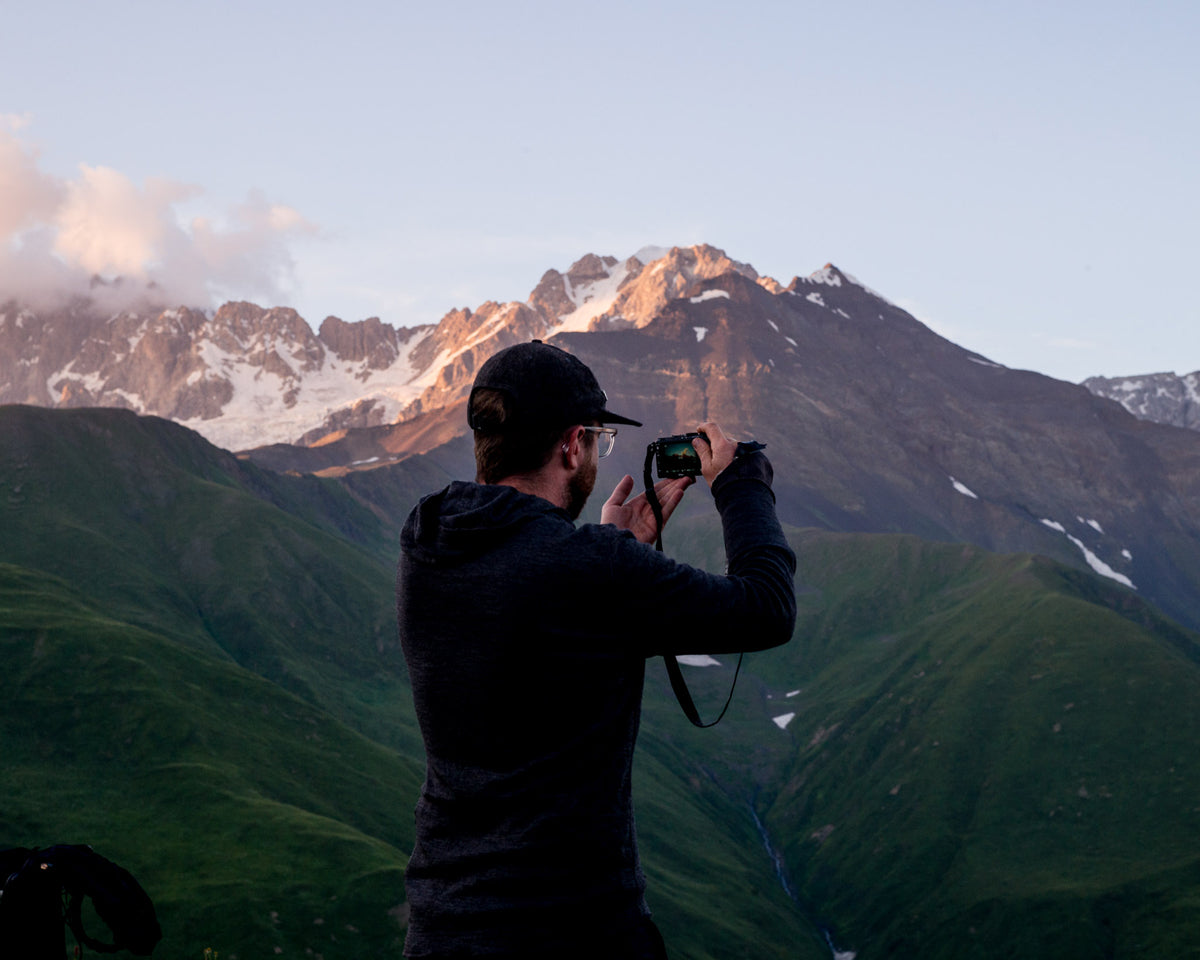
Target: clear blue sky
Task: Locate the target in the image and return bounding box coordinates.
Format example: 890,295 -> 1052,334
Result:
3,0 -> 1197,383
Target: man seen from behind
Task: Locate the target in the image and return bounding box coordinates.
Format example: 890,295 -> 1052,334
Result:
396,340 -> 797,958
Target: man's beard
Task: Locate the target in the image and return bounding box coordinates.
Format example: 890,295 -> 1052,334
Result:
566,456 -> 597,520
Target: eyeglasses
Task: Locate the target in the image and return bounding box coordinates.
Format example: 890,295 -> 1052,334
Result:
580,425 -> 618,458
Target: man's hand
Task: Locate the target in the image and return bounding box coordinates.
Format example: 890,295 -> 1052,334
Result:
602,473 -> 693,544
693,421 -> 738,486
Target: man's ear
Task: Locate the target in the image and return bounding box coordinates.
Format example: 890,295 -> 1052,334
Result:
560,425 -> 583,466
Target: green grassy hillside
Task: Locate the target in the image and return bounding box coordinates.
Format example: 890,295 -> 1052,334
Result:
650,522 -> 1200,957
0,405 -> 424,752
0,562 -> 419,958
7,405 -> 1200,958
775,534 -> 1200,957
0,407 -> 823,959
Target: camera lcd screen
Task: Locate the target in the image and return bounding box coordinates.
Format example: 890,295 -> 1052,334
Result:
656,438 -> 701,477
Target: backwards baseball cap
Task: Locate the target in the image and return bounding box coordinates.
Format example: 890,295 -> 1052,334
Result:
467,340 -> 642,432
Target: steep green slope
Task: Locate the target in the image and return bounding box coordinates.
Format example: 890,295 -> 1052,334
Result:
0,405 -> 426,753
0,406 -> 823,959
651,523 -> 1200,957
0,562 -> 420,958
10,405 -> 1200,958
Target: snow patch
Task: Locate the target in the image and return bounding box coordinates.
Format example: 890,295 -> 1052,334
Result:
766,319 -> 779,331
1067,534 -> 1135,589
772,713 -> 796,730
554,259 -> 635,333
1185,373 -> 1200,404
785,336 -> 797,346
689,289 -> 730,304
693,327 -> 708,343
1085,518 -> 1104,534
1122,549 -> 1133,561
968,356 -> 1003,369
949,476 -> 979,499
786,689 -> 801,698
1040,518 -> 1136,589
806,292 -> 826,307
175,324 -> 436,451
807,266 -> 843,287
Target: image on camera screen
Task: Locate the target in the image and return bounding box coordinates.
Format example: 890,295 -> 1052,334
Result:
657,439 -> 701,477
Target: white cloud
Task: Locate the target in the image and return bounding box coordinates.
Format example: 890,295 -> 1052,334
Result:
53,165 -> 197,277
0,127 -> 63,241
0,124 -> 316,311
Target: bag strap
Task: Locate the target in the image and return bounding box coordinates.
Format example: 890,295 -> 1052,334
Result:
66,890 -> 123,954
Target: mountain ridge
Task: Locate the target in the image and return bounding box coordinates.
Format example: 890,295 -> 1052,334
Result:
1,244 -> 786,451
216,259 -> 1200,637
7,243 -> 1198,457
8,247 -> 1200,637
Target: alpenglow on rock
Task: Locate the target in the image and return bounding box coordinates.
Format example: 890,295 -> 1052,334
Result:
0,244 -> 763,452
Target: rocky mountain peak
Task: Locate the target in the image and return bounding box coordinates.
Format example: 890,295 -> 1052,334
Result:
536,243 -> 764,335
0,244 -> 795,451
318,315 -> 402,368
2,243 -> 1066,458
565,253 -> 619,287
1084,370 -> 1200,431
786,263 -> 847,292
211,302 -> 312,344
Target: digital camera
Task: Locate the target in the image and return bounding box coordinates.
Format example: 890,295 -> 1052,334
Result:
649,433 -> 706,478
647,433 -> 768,479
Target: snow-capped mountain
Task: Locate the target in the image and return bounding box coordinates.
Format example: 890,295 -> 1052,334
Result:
1083,371 -> 1200,432
6,243 -> 1200,634
0,245 -> 766,452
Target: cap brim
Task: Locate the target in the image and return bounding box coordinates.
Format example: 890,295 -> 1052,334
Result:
599,410 -> 642,427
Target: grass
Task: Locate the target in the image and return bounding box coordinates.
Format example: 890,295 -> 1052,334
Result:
0,562 -> 419,958
6,405 -> 1200,958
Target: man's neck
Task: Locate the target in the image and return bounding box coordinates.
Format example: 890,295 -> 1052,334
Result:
495,473 -> 568,512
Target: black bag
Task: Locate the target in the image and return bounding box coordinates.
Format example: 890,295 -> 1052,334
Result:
0,845 -> 162,958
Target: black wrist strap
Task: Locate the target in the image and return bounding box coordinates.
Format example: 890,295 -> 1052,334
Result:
644,446 -> 743,728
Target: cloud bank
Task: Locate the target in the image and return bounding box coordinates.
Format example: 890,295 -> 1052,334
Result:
0,121 -> 316,311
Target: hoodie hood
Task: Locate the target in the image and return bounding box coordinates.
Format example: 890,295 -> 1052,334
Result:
402,480 -> 569,566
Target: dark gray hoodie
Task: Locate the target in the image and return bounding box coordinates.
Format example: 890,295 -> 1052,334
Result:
396,452 -> 796,956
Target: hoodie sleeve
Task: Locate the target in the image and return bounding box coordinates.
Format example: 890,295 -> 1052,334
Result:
602,452 -> 797,657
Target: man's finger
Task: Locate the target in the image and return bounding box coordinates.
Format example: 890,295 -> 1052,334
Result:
654,476 -> 693,521
605,474 -> 635,508
695,421 -> 737,484
697,421 -> 731,446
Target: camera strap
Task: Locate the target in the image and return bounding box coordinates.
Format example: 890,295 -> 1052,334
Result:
643,447 -> 743,728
